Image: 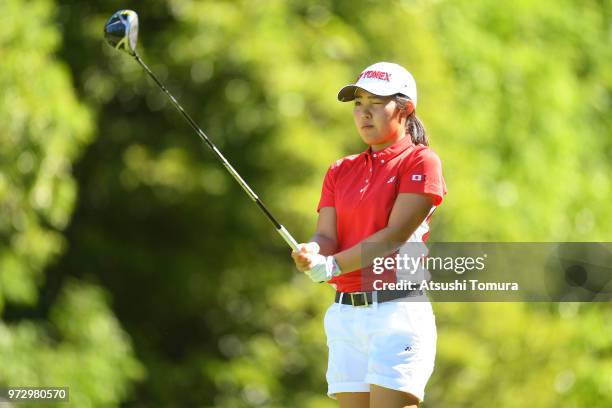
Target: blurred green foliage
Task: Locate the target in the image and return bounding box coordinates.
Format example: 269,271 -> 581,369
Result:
1,0 -> 610,407
0,0 -> 143,406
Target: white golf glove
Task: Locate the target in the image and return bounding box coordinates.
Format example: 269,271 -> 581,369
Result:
305,255 -> 342,283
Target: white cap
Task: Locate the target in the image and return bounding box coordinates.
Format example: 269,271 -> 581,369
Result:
337,62 -> 418,107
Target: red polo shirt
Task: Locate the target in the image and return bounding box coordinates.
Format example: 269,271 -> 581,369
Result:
317,136 -> 446,292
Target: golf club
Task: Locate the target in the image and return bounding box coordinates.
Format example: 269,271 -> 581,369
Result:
104,10 -> 299,251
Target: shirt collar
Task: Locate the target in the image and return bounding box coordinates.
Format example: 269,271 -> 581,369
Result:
364,136 -> 415,162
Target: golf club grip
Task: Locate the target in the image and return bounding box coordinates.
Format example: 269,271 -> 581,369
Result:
277,225 -> 299,251
132,53 -> 299,250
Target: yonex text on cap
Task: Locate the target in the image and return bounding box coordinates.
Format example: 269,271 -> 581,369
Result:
337,62 -> 418,107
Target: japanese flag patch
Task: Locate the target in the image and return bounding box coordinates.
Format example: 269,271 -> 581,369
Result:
411,174 -> 424,181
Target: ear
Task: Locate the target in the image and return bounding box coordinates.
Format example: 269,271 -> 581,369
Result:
405,100 -> 415,115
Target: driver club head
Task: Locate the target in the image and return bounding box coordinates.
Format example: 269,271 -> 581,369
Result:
104,10 -> 139,56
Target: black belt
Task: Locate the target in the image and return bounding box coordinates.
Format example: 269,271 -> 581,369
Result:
335,289 -> 424,307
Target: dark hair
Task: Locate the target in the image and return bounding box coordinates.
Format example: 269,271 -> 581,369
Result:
395,95 -> 429,146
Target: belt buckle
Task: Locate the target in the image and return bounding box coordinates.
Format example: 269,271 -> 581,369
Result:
350,292 -> 369,307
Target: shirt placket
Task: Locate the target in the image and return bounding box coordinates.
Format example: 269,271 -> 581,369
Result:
359,154 -> 374,201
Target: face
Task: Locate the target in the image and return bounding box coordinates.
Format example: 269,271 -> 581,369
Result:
353,89 -> 406,151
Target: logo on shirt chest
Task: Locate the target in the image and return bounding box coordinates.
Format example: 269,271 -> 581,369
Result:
386,176 -> 396,184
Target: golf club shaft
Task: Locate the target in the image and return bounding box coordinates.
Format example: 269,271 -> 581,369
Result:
133,53 -> 299,251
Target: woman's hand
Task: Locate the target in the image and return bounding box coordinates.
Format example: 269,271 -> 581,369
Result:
304,255 -> 342,283
291,242 -> 320,272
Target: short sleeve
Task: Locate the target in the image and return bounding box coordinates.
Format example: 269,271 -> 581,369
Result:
317,163 -> 338,212
398,148 -> 447,205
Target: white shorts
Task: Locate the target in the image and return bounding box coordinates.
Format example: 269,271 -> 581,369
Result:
323,298 -> 437,402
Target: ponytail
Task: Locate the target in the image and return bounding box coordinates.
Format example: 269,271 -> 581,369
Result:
395,95 -> 429,146
407,111 -> 428,146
